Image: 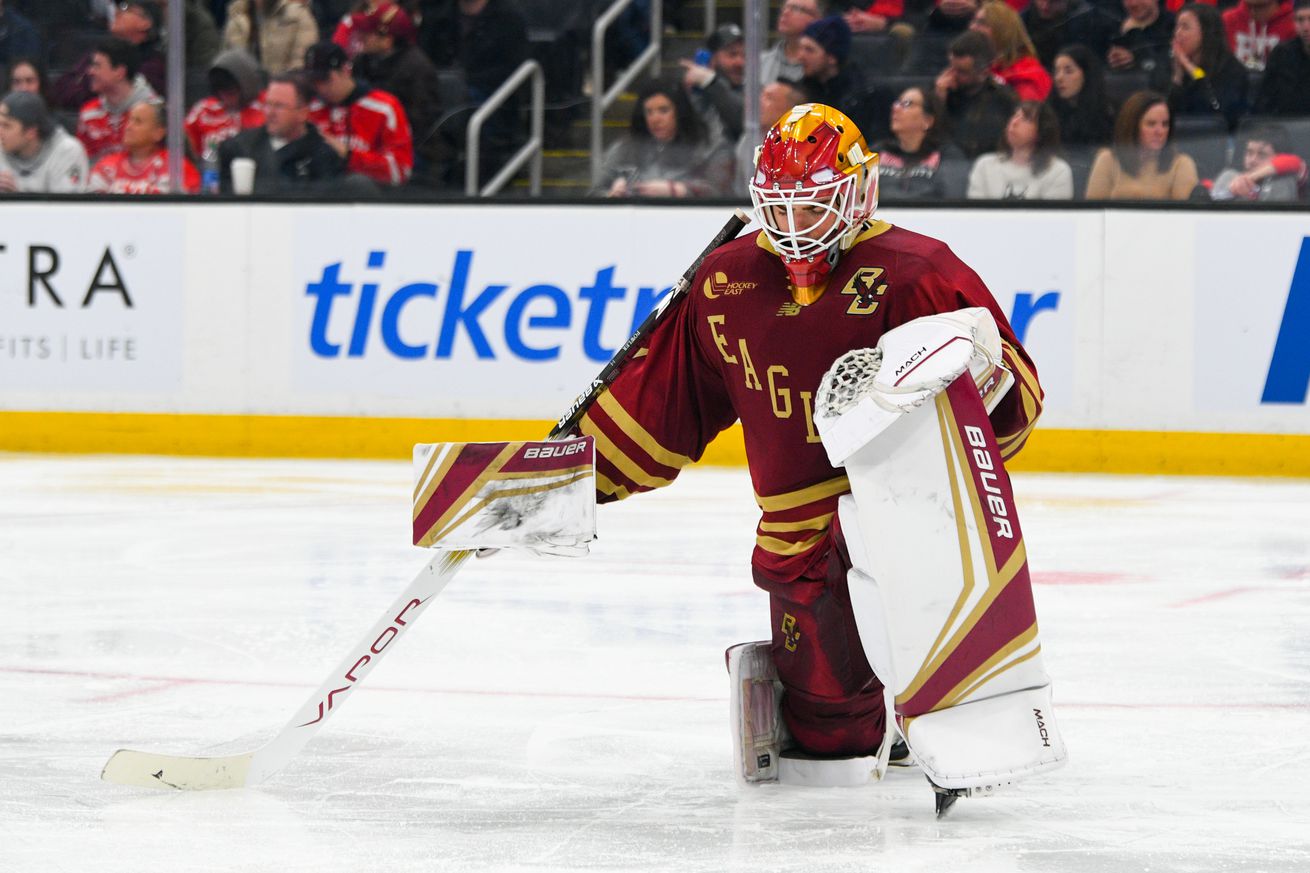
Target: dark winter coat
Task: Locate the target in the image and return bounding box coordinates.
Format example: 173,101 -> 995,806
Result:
217,124 -> 345,193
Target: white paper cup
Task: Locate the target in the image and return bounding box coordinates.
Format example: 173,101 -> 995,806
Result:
230,157 -> 256,195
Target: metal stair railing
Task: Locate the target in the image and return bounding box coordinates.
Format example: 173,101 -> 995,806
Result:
466,59 -> 545,197
590,0 -> 662,187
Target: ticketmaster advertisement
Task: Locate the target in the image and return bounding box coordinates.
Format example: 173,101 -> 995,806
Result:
1,203 -> 1307,437
287,206 -> 1083,421
0,209 -> 184,397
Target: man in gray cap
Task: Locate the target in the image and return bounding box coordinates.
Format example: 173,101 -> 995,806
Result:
681,22 -> 748,144
0,92 -> 89,193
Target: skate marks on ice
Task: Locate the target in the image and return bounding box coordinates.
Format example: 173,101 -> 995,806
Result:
0,456 -> 1308,871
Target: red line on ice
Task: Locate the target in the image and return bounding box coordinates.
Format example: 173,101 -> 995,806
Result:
4,664 -> 1308,709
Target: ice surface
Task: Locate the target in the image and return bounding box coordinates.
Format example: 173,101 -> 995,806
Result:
1,454 -> 1308,872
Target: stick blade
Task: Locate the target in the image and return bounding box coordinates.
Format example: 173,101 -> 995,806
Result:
101,749 -> 253,790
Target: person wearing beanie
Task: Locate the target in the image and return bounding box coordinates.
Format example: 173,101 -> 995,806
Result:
797,15 -> 862,110
0,92 -> 90,193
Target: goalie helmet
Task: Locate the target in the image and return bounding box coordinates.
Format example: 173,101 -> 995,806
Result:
749,103 -> 879,305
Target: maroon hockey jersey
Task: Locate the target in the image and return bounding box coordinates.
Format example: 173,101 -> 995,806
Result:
581,221 -> 1043,585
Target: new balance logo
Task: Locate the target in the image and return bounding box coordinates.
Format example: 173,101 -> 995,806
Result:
776,302 -> 802,317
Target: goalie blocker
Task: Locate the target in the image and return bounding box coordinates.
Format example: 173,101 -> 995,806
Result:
728,309 -> 1065,809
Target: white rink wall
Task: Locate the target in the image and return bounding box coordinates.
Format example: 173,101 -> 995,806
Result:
1,202 -> 1306,438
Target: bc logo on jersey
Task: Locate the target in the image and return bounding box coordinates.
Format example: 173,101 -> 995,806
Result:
840,266 -> 888,316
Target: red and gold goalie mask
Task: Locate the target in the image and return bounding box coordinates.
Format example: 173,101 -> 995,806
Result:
749,103 -> 880,304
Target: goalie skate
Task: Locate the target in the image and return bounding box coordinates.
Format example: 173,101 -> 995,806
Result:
727,642 -> 910,787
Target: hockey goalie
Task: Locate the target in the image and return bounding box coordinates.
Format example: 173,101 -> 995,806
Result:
570,103 -> 1066,814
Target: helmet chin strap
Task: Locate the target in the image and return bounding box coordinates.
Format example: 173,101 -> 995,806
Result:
782,241 -> 842,306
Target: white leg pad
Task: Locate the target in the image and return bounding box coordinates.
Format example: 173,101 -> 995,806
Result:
815,319 -> 1068,795
902,682 -> 1066,791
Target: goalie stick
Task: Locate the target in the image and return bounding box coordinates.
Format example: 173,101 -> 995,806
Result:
100,208 -> 751,791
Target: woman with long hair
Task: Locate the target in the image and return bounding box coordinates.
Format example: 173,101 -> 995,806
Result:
1046,45 -> 1115,149
6,56 -> 54,106
593,78 -> 733,197
874,85 -> 967,199
1084,90 -> 1199,199
1156,3 -> 1248,129
971,0 -> 1052,100
968,100 -> 1073,198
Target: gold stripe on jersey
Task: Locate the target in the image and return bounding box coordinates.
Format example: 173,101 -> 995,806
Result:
596,471 -> 634,501
756,531 -> 827,557
758,512 -> 835,533
754,475 -> 851,512
596,392 -> 694,470
581,416 -> 676,491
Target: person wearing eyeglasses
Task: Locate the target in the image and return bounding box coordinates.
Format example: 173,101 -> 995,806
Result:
875,86 -> 968,199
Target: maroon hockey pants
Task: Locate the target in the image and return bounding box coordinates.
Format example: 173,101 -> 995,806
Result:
752,520 -> 886,757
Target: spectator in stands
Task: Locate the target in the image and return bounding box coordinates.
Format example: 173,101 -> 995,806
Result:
180,0 -> 223,74
762,0 -> 823,84
874,85 -> 968,199
184,49 -> 266,159
1085,89 -> 1199,197
6,56 -> 52,105
305,41 -> 413,186
928,0 -> 983,35
89,100 -> 200,193
0,92 -> 89,193
76,39 -> 159,164
682,23 -> 747,145
798,15 -> 862,110
1224,0 -> 1295,70
52,3 -> 168,109
223,0 -> 320,75
421,0 -> 528,184
1107,0 -> 1174,72
1048,45 -> 1116,146
332,0 -> 379,55
936,30 -> 1019,157
594,77 -> 732,198
1158,3 -> 1248,129
0,1 -> 41,70
1023,0 -> 1122,69
352,3 -> 442,175
845,0 -> 906,34
218,72 -> 346,192
968,100 -> 1075,197
1255,0 -> 1310,113
1210,124 -> 1307,199
734,78 -> 812,196
972,1 -> 1054,99
421,0 -> 529,108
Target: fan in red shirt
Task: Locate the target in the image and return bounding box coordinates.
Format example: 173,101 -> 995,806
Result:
303,41 -> 413,186
89,101 -> 199,194
973,0 -> 1054,99
183,49 -> 267,158
843,0 -> 906,33
1223,0 -> 1297,69
76,37 -> 159,164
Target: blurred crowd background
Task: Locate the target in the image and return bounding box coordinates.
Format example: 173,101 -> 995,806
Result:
0,0 -> 1307,201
